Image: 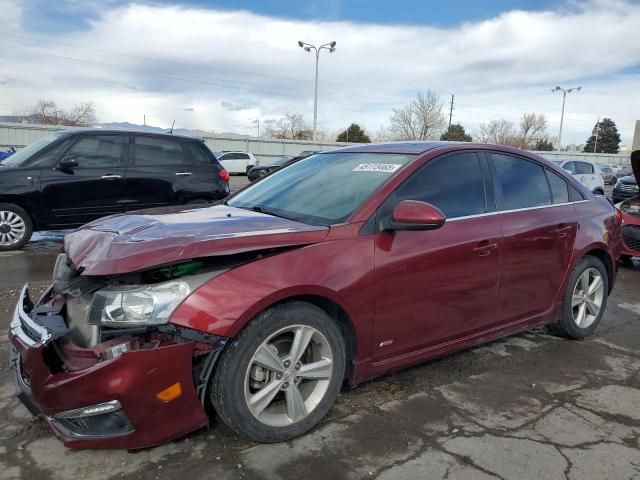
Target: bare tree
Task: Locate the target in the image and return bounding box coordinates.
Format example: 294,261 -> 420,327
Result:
388,91 -> 446,141
475,113 -> 550,149
30,99 -> 96,126
264,113 -> 313,140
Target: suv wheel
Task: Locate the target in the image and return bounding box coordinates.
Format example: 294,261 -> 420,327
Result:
551,256 -> 608,339
0,203 -> 33,251
211,301 -> 346,443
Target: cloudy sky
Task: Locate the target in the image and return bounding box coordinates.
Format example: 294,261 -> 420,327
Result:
1,0 -> 639,144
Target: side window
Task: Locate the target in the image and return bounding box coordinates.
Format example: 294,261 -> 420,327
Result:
394,152 -> 486,219
575,162 -> 594,174
134,137 -> 187,166
563,161 -> 577,174
569,184 -> 585,202
66,135 -> 126,168
30,138 -> 74,167
492,153 -> 551,210
185,143 -> 214,165
545,169 -> 569,204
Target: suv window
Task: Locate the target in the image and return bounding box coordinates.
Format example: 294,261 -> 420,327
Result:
545,169 -> 569,204
185,143 -> 215,165
492,153 -> 551,210
221,153 -> 249,160
394,152 -> 486,219
574,161 -> 594,174
134,137 -> 187,166
66,135 -> 126,168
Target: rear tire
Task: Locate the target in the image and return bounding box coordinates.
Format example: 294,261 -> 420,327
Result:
211,301 -> 346,443
0,203 -> 33,251
551,256 -> 608,339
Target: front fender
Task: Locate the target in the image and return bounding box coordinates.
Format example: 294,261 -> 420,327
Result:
169,232 -> 375,363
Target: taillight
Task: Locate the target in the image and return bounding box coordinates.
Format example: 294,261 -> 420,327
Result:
219,169 -> 230,182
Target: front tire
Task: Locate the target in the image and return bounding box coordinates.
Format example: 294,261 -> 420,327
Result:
211,301 -> 346,443
0,203 -> 33,251
552,256 -> 608,339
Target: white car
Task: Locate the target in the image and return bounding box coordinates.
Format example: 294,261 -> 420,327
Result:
552,159 -> 605,195
216,152 -> 258,175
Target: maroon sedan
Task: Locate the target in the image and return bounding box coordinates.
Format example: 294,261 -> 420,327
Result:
617,150 -> 640,263
9,142 -> 621,449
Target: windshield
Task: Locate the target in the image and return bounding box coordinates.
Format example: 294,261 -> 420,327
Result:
228,152 -> 416,225
2,134 -> 63,168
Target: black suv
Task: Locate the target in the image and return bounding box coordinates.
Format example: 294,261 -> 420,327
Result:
0,130 -> 230,250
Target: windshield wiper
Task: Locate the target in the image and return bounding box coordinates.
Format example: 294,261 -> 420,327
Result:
249,205 -> 291,219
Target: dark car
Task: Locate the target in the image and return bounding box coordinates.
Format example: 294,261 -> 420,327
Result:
617,151 -> 640,263
0,130 -> 230,250
9,142 -> 620,449
247,155 -> 300,181
599,166 -> 617,185
612,166 -> 638,204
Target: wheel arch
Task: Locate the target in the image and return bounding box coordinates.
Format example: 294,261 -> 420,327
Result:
0,196 -> 38,229
581,247 -> 615,294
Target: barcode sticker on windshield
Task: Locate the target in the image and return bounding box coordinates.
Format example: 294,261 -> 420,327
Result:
352,163 -> 402,173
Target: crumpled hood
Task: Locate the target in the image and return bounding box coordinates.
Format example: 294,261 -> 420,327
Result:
64,204 -> 329,275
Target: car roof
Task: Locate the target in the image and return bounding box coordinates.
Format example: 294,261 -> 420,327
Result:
323,141 -> 457,155
55,129 -> 205,142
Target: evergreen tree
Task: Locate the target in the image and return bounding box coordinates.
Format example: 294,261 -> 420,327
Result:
583,118 -> 621,153
440,123 -> 472,142
336,123 -> 371,143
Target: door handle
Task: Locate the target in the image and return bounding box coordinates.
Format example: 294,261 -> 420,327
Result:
101,174 -> 121,179
175,172 -> 192,176
473,240 -> 498,256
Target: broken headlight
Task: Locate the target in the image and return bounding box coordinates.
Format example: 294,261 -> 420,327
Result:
89,281 -> 191,327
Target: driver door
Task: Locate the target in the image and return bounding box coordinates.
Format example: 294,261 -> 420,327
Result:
40,134 -> 128,227
372,152 -> 503,361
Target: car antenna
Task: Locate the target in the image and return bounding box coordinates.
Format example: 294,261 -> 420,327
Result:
168,120 -> 175,135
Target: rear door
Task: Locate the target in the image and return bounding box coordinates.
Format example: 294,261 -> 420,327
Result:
120,135 -> 196,210
182,142 -> 230,200
490,152 -> 578,323
40,134 -> 127,226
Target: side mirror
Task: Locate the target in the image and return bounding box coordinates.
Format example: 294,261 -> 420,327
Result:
388,200 -> 446,231
58,156 -> 78,170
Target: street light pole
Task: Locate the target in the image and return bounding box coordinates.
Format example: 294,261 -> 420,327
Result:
551,85 -> 581,151
298,40 -> 337,141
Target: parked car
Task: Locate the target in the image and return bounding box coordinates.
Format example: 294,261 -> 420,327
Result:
616,151 -> 640,263
247,155 -> 301,181
216,151 -> 258,175
0,130 -> 230,250
0,147 -> 16,161
552,159 -> 605,195
612,166 -> 638,204
9,142 -> 621,449
599,166 -> 617,185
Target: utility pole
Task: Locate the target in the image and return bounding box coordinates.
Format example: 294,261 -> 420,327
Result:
298,40 -> 337,141
593,117 -> 599,153
448,94 -> 455,128
551,86 -> 581,151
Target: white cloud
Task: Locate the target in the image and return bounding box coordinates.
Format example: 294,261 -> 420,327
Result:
1,0 -> 639,144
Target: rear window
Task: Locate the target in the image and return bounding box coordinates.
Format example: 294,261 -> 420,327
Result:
492,153 -> 551,210
134,137 -> 187,166
185,143 -> 215,165
546,169 -> 569,204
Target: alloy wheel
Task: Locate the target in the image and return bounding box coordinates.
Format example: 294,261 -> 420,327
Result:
0,210 -> 26,246
243,324 -> 334,427
571,267 -> 604,328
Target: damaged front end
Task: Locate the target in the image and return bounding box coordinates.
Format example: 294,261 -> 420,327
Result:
9,253 -> 231,449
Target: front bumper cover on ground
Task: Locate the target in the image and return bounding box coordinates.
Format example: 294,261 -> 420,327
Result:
9,286 -> 210,449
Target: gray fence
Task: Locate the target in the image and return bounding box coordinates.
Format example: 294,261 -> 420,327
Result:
0,121 -> 631,166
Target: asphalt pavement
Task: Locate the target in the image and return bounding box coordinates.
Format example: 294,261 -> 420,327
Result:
2,181 -> 639,480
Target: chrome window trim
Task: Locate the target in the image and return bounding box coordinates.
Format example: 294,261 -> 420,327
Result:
9,284 -> 52,348
446,199 -> 589,222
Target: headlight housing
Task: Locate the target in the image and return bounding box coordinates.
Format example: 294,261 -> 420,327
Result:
89,281 -> 191,327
